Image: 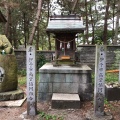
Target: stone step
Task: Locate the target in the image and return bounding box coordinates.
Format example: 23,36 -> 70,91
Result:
52,93 -> 80,109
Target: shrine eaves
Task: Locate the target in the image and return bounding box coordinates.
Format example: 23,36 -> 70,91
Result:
46,14 -> 85,65
46,14 -> 85,33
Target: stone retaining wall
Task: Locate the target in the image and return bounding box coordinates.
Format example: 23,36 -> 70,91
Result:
14,45 -> 120,71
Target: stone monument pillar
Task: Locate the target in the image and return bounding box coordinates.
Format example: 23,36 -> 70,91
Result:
0,35 -> 24,100
0,55 -> 18,92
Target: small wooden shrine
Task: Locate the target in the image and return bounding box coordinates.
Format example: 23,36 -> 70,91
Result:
46,14 -> 85,65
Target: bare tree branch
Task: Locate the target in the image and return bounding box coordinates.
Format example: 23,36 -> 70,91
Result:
72,0 -> 78,13
28,0 -> 42,45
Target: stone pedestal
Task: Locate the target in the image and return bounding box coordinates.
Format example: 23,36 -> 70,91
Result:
0,88 -> 24,101
52,93 -> 80,109
38,63 -> 93,101
0,35 -> 24,101
105,84 -> 120,101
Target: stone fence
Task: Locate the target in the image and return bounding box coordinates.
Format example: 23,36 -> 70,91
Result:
14,45 -> 120,72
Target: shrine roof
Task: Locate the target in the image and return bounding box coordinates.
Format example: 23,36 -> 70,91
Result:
46,15 -> 85,33
0,11 -> 7,22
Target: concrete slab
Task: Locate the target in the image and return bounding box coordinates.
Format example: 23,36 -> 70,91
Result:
52,93 -> 80,109
39,63 -> 92,73
0,97 -> 26,107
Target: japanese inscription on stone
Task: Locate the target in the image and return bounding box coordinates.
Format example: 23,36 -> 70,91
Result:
94,45 -> 106,116
0,67 -> 5,83
26,45 -> 36,116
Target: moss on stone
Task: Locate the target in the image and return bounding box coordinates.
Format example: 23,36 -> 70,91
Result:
0,35 -> 14,55
0,54 -> 18,92
0,35 -> 18,92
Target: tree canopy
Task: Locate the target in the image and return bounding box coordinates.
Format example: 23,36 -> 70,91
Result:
0,0 -> 119,50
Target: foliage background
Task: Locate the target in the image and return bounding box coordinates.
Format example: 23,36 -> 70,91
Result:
0,0 -> 119,50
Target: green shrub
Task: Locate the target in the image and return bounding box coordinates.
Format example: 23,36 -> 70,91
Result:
18,69 -> 26,76
105,72 -> 118,83
37,54 -> 46,70
92,72 -> 118,84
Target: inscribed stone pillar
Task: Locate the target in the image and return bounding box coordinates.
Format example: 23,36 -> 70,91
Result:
94,45 -> 106,116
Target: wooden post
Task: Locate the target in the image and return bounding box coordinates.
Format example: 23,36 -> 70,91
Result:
94,45 -> 106,116
26,45 -> 37,116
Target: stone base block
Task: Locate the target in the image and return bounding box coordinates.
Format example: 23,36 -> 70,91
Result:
52,93 -> 80,109
80,93 -> 93,101
86,109 -> 113,120
38,63 -> 92,101
105,84 -> 120,101
0,88 -> 24,101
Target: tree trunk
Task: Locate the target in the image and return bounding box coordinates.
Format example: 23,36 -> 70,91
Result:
103,0 -> 110,45
28,0 -> 43,45
113,1 -> 120,45
36,26 -> 39,50
48,33 -> 51,50
112,0 -> 115,44
4,5 -> 10,39
90,2 -> 95,45
23,12 -> 29,48
85,0 -> 89,44
23,12 -> 26,48
71,0 -> 78,13
9,9 -> 12,44
13,25 -> 17,49
47,0 -> 51,50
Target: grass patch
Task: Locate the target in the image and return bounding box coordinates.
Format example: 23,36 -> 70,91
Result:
18,71 -> 39,86
92,72 -> 118,84
105,73 -> 118,83
39,111 -> 64,120
18,75 -> 26,86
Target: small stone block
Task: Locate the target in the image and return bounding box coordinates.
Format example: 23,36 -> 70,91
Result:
105,84 -> 120,101
52,93 -> 80,109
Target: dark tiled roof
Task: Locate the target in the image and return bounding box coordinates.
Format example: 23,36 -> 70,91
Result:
0,11 -> 7,22
46,15 -> 85,33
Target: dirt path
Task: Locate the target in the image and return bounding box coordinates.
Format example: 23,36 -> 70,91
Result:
0,100 -> 120,120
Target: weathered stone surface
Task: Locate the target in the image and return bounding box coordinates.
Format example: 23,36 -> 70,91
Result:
0,35 -> 13,54
53,83 -> 79,93
15,46 -> 120,71
105,84 -> 120,101
38,63 -> 93,101
37,93 -> 52,101
81,73 -> 92,83
52,93 -> 80,109
50,74 -> 66,83
79,93 -> 93,101
39,63 -> 92,73
79,83 -> 93,93
0,97 -> 26,107
0,35 -> 18,92
66,74 -> 80,83
0,54 -> 18,92
40,74 -> 50,82
0,89 -> 24,101
38,83 -> 52,93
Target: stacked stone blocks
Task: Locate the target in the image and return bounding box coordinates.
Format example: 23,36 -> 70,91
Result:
38,63 -> 93,101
